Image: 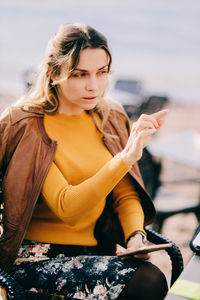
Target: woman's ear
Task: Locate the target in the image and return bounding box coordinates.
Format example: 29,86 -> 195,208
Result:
47,67 -> 54,78
48,68 -> 60,86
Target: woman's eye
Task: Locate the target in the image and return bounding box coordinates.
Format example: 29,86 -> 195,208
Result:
72,73 -> 86,78
98,70 -> 108,75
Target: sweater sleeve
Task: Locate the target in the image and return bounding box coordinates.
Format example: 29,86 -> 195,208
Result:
42,153 -> 131,223
112,174 -> 145,242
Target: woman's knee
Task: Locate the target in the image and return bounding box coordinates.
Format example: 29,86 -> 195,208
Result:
118,262 -> 168,300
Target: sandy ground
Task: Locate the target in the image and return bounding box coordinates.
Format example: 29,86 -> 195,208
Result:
1,93 -> 200,287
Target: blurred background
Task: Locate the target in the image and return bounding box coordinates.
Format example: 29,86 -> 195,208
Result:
1,0 -> 200,284
0,0 -> 200,104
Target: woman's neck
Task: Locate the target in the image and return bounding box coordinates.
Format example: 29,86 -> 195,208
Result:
57,103 -> 84,116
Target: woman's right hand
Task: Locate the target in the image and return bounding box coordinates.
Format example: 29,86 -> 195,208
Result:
120,109 -> 169,166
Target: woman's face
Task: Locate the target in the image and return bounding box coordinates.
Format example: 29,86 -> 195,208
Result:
56,48 -> 109,116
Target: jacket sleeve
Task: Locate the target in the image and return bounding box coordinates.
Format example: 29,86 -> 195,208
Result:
0,108 -> 12,172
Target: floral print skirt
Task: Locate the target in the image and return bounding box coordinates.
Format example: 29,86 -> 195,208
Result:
11,240 -> 144,299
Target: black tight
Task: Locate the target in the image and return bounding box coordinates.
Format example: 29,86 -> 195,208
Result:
118,262 -> 168,300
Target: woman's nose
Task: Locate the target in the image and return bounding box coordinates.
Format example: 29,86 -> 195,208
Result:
86,76 -> 98,91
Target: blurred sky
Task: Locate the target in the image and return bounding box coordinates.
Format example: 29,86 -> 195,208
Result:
0,0 -> 200,104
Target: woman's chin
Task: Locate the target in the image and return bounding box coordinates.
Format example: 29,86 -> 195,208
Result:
82,99 -> 98,110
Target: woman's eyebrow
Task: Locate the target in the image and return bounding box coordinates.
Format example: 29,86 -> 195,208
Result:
74,65 -> 108,72
98,65 -> 109,70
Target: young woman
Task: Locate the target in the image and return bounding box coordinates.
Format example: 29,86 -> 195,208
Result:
0,23 -> 168,299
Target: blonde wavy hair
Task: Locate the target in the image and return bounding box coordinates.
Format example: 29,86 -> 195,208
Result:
19,23 -> 113,135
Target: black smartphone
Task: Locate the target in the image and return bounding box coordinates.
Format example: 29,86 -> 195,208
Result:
190,224 -> 200,254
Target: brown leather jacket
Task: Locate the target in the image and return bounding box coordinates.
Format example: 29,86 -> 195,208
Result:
0,101 -> 155,272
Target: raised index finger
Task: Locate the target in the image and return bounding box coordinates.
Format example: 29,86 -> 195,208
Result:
150,109 -> 169,120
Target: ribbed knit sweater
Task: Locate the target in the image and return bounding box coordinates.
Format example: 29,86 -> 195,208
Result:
25,111 -> 144,245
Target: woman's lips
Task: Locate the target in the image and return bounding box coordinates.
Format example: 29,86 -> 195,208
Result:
82,96 -> 97,101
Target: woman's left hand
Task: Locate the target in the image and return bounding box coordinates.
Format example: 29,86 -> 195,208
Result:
120,109 -> 169,166
116,233 -> 150,260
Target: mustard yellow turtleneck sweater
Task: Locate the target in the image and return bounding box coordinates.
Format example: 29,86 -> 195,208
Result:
25,111 -> 144,245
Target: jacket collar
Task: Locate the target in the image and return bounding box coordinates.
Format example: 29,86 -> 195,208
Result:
8,105 -> 44,125
9,98 -> 127,126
